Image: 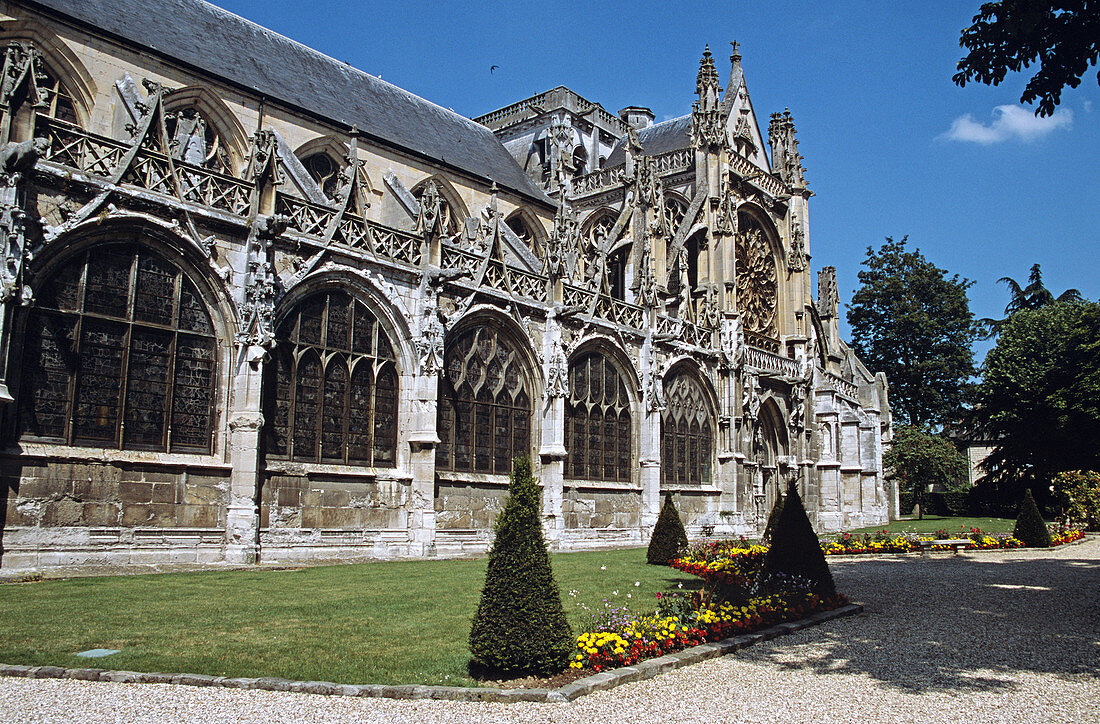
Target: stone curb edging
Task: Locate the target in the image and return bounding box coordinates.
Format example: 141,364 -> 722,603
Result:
0,603 -> 863,703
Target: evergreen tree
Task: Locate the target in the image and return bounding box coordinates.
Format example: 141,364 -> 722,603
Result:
469,457 -> 572,676
1013,488 -> 1052,548
757,481 -> 835,595
761,491 -> 786,545
647,492 -> 689,565
847,236 -> 979,428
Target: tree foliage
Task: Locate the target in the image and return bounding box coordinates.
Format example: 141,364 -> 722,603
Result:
469,457 -> 573,676
1053,470 -> 1100,530
970,301 -> 1100,509
979,263 -> 1083,339
954,1 -> 1100,117
757,481 -> 835,595
1013,488 -> 1052,547
647,492 -> 689,565
847,237 -> 980,428
885,425 -> 969,520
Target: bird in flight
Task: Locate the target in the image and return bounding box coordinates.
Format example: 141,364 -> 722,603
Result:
490,65 -> 499,74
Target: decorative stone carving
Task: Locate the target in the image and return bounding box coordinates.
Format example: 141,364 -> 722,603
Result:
788,218 -> 807,273
415,264 -> 470,375
720,313 -> 744,370
691,46 -> 723,149
789,379 -> 807,433
0,138 -> 45,305
768,108 -> 806,188
641,329 -> 664,413
736,226 -> 777,336
414,179 -> 446,239
237,213 -> 289,362
818,266 -> 839,318
699,282 -> 720,329
544,303 -> 580,398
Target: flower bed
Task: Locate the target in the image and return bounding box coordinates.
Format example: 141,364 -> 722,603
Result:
571,540 -> 846,673
821,524 -> 1084,556
571,589 -> 847,672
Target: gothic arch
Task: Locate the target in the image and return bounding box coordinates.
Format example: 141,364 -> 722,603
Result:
163,85 -> 250,173
564,341 -> 636,483
736,206 -> 782,339
265,282 -> 403,466
273,269 -> 414,380
569,334 -> 641,395
411,174 -> 468,235
26,217 -> 235,340
435,309 -> 540,475
504,207 -> 546,255
0,20 -> 96,126
660,360 -> 718,487
15,220 -> 232,454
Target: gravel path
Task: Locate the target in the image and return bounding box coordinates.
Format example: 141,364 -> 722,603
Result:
3,538 -> 1098,723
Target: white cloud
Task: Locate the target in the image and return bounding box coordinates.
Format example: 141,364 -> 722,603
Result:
941,105 -> 1073,144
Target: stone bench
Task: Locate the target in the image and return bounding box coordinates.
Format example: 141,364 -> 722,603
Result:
916,538 -> 972,555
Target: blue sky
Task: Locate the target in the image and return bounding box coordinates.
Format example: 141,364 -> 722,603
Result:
217,0 -> 1099,362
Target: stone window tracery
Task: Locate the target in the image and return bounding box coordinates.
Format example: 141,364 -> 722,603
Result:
164,105 -> 231,173
661,371 -> 713,487
735,213 -> 778,338
436,326 -> 531,475
505,214 -> 536,253
565,352 -> 632,482
302,152 -> 342,199
18,245 -> 218,453
37,64 -> 78,125
267,290 -> 397,466
663,195 -> 688,236
413,180 -> 460,236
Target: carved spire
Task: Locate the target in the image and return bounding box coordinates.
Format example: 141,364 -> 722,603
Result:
692,46 -> 723,149
768,108 -> 806,188
818,266 -> 839,318
696,45 -> 720,100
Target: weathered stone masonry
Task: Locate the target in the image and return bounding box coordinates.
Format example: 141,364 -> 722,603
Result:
0,0 -> 894,569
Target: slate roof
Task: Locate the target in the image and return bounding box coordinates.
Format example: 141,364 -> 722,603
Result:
28,0 -> 551,205
603,114 -> 692,168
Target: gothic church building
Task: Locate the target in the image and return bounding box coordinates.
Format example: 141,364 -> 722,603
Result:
0,0 -> 893,568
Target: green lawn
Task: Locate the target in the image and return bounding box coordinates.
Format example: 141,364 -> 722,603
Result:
0,548 -> 697,686
839,515 -> 1016,536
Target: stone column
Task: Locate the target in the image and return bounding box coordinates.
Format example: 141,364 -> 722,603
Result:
406,373 -> 439,556
225,354 -> 264,564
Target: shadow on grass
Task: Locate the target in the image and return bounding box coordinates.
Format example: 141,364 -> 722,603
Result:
740,549 -> 1100,695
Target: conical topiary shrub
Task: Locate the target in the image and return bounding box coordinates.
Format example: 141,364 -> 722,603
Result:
1013,488 -> 1052,547
647,492 -> 689,565
761,490 -> 786,545
757,480 -> 835,595
469,456 -> 573,676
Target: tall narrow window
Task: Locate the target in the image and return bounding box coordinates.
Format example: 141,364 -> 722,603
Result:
19,245 -> 218,453
565,352 -> 632,482
436,326 -> 531,475
267,291 -> 397,466
661,371 -> 713,486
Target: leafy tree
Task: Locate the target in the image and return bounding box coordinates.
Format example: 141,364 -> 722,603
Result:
970,301 -> 1100,510
979,263 -> 1083,339
1013,488 -> 1052,547
847,237 -> 980,428
647,492 -> 689,565
756,481 -> 835,595
1053,470 -> 1100,530
954,1 -> 1100,117
885,425 -> 969,520
469,456 -> 572,676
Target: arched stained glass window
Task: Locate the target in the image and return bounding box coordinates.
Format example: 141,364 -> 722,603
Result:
267,290 -> 397,466
661,371 -> 713,486
19,245 -> 218,453
436,326 -> 531,475
565,352 -> 632,482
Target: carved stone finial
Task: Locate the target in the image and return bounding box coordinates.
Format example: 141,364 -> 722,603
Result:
818,266 -> 839,318
730,40 -> 741,64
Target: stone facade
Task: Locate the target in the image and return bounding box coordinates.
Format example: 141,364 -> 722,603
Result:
0,0 -> 893,570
